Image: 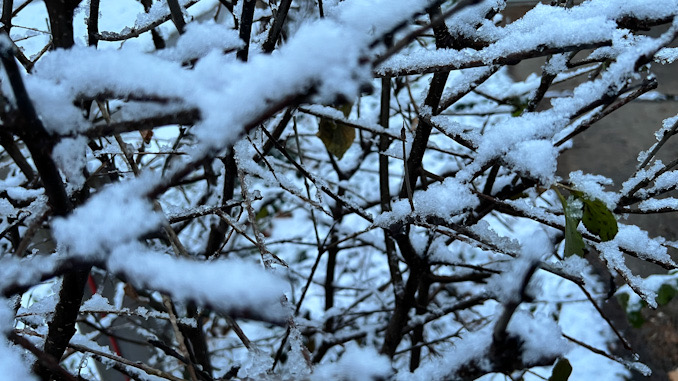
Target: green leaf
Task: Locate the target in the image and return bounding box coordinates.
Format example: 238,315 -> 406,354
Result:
558,194 -> 585,257
316,103 -> 355,160
548,358 -> 573,381
657,283 -> 677,306
581,198 -> 618,241
511,102 -> 528,117
617,292 -> 630,310
617,292 -> 649,328
255,206 -> 270,221
507,96 -> 528,117
627,309 -> 645,328
453,102 -> 476,111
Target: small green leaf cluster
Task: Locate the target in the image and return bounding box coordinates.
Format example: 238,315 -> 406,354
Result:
557,189 -> 618,257
617,279 -> 678,328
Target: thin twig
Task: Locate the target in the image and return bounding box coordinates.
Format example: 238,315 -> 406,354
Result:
97,0 -> 200,41
373,0 -> 482,67
9,331 -> 79,381
69,342 -> 185,381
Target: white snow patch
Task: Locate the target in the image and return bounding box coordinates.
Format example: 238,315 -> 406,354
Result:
312,343 -> 392,381
107,242 -> 289,321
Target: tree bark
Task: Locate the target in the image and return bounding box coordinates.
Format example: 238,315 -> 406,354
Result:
44,0 -> 81,49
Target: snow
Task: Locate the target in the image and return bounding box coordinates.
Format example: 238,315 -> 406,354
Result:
33,47 -> 189,101
236,349 -> 275,380
543,53 -> 569,76
378,0 -> 678,76
52,136 -> 87,191
554,255 -> 597,287
616,271 -> 678,315
504,139 -> 558,185
569,171 -> 619,208
281,327 -> 312,378
4,187 -> 43,202
650,170 -> 678,192
31,0 -> 436,154
156,21 -> 243,63
107,241 -> 289,322
401,325 -> 494,381
638,197 -> 678,211
596,241 -> 658,307
657,113 -> 678,140
0,334 -> 36,381
612,224 -> 674,267
81,293 -> 114,312
622,160 -> 664,194
468,220 -> 521,254
0,198 -> 14,217
0,254 -> 60,297
655,47 -> 678,64
51,178 -> 164,258
506,310 -> 571,364
487,230 -> 550,303
374,177 -> 478,226
0,299 -> 37,381
133,0 -> 194,31
312,343 -> 392,381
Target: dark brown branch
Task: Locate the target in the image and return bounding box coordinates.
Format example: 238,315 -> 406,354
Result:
39,270 -> 90,381
167,201 -> 245,224
379,74 -> 404,299
80,108 -> 201,139
44,0 -> 81,49
0,129 -> 35,181
409,277 -> 430,371
201,152 -> 236,258
254,107 -> 295,162
0,36 -> 71,215
262,0 -> 292,53
399,4 -> 454,199
69,342 -> 185,381
555,79 -> 658,147
402,294 -> 490,335
167,0 -> 186,34
87,0 -> 99,47
11,0 -> 36,17
141,0 -> 167,49
1,0 -> 12,33
237,0 -> 256,62
380,231 -> 426,357
438,66 -> 499,112
616,15 -> 675,31
427,272 -> 492,283
474,191 -> 676,270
